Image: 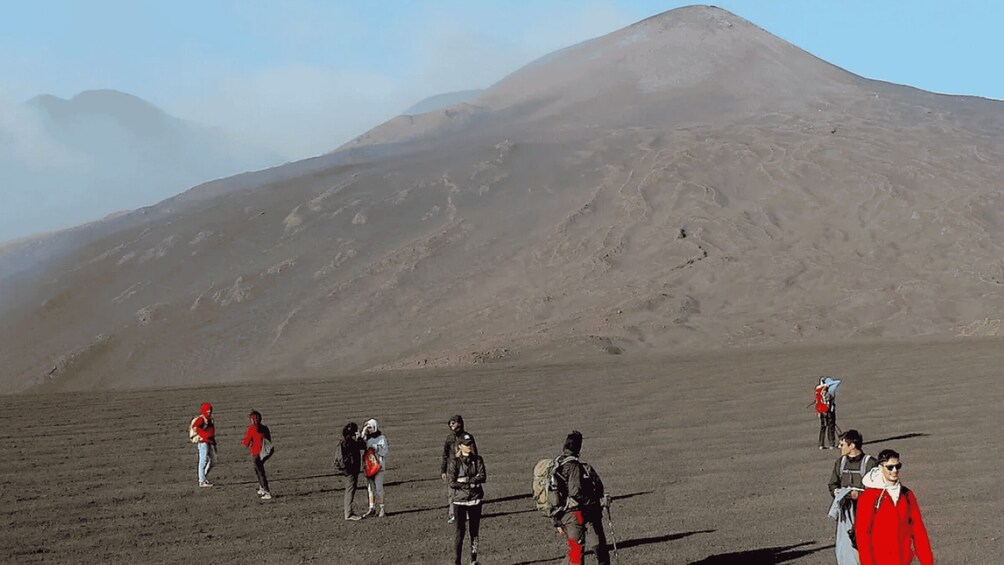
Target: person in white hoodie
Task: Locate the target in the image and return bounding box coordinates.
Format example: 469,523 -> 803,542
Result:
360,418 -> 389,518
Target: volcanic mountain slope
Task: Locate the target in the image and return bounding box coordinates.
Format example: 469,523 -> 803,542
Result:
2,5 -> 1003,392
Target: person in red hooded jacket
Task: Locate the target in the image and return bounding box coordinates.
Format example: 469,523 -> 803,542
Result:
855,449 -> 934,565
191,402 -> 216,487
242,410 -> 273,500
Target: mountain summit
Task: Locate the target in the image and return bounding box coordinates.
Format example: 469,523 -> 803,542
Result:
2,6 -> 1002,392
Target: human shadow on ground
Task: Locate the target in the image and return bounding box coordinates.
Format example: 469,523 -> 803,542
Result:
863,433 -> 929,446
511,529 -> 713,564
688,541 -> 832,564
614,529 -> 714,550
384,490 -> 657,519
232,475 -> 439,488
483,490 -> 654,519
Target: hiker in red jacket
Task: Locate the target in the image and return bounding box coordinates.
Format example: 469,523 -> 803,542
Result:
855,449 -> 934,565
192,402 -> 216,487
241,410 -> 273,500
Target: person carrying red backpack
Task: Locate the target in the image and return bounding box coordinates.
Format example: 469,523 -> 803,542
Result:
815,376 -> 841,449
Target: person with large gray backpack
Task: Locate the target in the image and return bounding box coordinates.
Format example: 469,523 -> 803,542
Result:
532,431 -> 610,565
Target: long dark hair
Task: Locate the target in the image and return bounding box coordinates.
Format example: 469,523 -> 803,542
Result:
342,422 -> 358,440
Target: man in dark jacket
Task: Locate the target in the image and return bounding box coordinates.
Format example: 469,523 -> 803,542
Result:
441,415 -> 477,524
339,422 -> 366,521
552,431 -> 610,565
827,429 -> 878,564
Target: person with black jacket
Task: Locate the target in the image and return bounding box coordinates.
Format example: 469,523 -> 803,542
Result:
447,434 -> 485,565
338,422 -> 367,521
827,429 -> 878,564
552,431 -> 610,565
441,415 -> 477,524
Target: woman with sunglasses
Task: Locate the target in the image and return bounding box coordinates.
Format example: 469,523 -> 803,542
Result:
855,449 -> 934,565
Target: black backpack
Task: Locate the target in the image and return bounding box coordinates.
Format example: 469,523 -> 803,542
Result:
554,456 -> 604,511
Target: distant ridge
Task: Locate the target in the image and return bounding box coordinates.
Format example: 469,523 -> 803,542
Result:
1,89 -> 283,245
404,89 -> 485,115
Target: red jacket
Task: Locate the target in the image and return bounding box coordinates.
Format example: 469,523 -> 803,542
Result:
242,423 -> 271,456
193,403 -> 215,445
855,487 -> 933,565
241,411 -> 271,457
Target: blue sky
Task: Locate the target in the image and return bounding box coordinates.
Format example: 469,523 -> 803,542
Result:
2,0 -> 1001,160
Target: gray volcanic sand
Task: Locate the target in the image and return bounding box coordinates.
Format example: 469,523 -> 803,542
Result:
3,339 -> 1000,563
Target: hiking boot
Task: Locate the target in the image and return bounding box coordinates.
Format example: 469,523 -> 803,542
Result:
362,506 -> 377,518
199,481 -> 214,487
260,491 -> 272,500
345,514 -> 362,521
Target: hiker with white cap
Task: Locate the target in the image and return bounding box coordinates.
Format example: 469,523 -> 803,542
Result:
360,418 -> 389,518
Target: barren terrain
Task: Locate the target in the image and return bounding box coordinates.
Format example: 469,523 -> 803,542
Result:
4,340 -> 1001,563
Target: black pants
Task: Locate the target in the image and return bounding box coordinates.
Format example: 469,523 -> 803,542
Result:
253,454 -> 270,491
819,410 -> 837,448
453,503 -> 481,565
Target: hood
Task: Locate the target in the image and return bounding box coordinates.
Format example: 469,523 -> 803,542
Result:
862,466 -> 899,489
563,430 -> 583,456
201,403 -> 213,418
364,418 -> 379,433
342,422 -> 358,439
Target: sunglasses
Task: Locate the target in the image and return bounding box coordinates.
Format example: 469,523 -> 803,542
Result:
882,463 -> 903,471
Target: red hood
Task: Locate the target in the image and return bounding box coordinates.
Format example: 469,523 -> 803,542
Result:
201,403 -> 213,418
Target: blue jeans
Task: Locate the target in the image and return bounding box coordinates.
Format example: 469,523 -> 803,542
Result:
198,443 -> 216,483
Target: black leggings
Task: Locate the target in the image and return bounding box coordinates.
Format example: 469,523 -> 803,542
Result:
453,503 -> 481,565
819,410 -> 837,448
253,455 -> 270,491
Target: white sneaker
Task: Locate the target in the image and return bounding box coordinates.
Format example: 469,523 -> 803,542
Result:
260,491 -> 272,500
256,487 -> 265,496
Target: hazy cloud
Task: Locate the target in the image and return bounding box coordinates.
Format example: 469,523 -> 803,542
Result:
0,1 -> 638,242
157,2 -> 636,160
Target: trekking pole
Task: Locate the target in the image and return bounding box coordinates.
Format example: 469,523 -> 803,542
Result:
602,494 -> 618,559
